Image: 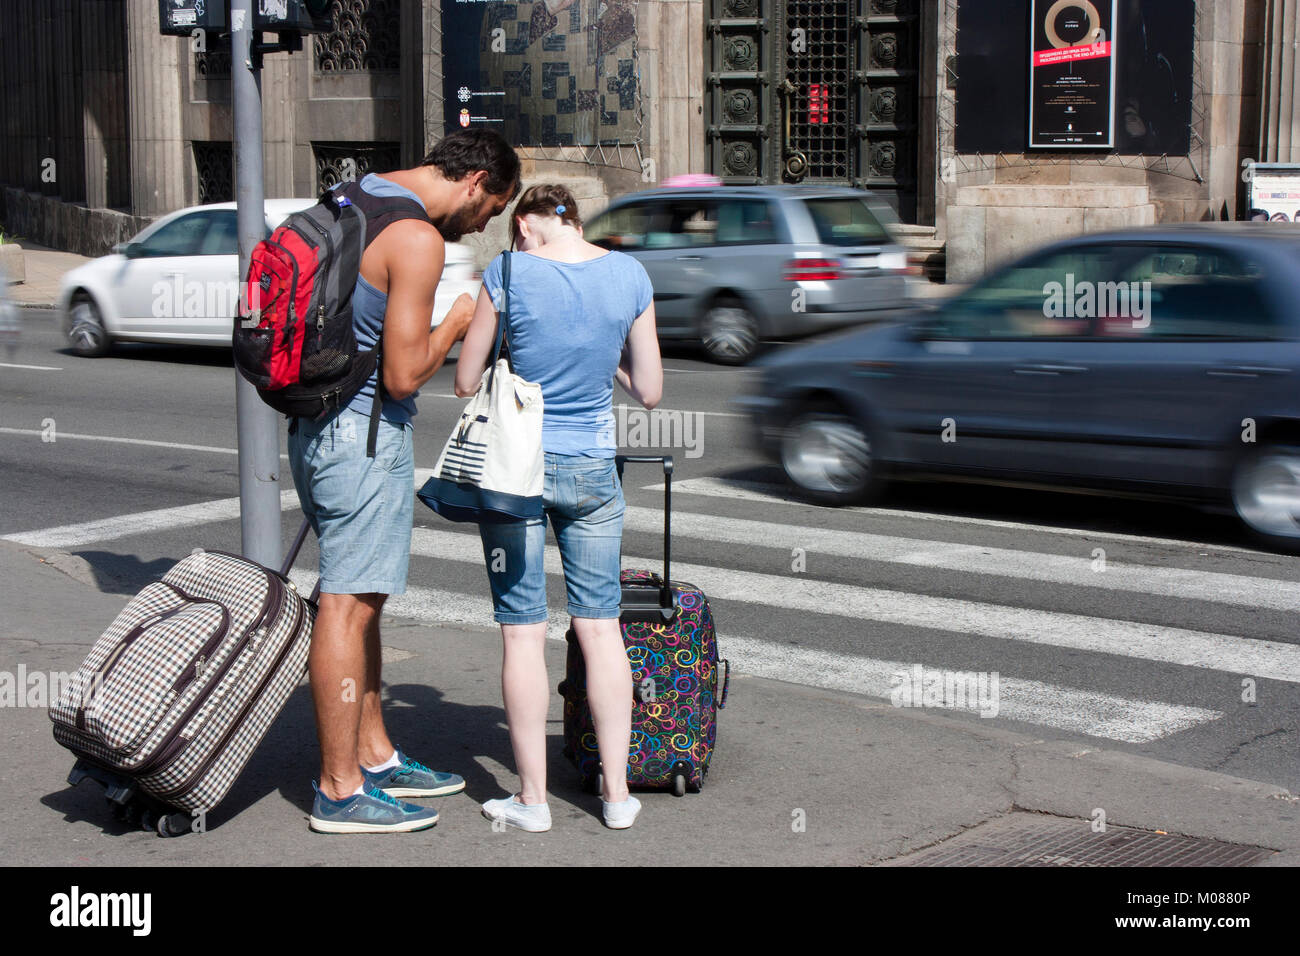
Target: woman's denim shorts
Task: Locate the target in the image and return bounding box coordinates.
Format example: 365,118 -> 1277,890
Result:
477,453 -> 625,624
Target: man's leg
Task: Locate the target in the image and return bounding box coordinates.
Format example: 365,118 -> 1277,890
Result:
309,591 -> 385,801
358,600 -> 398,768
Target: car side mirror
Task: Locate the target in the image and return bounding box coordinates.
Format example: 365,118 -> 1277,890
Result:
119,242 -> 144,258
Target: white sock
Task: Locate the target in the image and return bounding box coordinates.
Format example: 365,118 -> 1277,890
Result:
365,750 -> 401,773
352,783 -> 366,796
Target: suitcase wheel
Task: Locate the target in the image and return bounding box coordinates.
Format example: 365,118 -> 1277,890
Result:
671,773 -> 687,798
156,812 -> 193,838
107,797 -> 138,825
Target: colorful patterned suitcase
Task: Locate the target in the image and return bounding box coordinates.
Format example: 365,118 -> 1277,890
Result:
559,456 -> 730,796
50,520 -> 319,836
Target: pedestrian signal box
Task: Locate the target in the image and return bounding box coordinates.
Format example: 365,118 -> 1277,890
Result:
255,0 -> 333,33
158,0 -> 227,36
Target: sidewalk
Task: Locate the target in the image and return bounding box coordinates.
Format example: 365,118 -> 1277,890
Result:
4,536 -> 1298,866
2,240 -> 90,309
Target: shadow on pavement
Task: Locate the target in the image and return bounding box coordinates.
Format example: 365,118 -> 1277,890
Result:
712,462 -> 1258,551
69,551 -> 178,596
55,343 -> 235,368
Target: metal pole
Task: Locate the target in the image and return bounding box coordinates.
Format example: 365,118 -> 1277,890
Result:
231,0 -> 282,568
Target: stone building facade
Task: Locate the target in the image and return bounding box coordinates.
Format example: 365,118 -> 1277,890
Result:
1,1 -> 1296,279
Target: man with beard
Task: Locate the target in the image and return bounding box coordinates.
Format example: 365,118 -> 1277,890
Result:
293,129 -> 520,833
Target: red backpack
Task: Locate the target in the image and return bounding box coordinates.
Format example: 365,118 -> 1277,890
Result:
233,180 -> 430,456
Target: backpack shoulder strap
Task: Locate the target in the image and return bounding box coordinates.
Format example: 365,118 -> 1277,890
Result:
334,178 -> 432,250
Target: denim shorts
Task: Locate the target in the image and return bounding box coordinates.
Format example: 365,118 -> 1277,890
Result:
287,407 -> 414,596
477,453 -> 625,624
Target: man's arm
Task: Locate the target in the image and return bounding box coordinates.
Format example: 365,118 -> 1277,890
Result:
379,221 -> 475,400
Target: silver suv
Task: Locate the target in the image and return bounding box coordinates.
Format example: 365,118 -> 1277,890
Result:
583,185 -> 910,364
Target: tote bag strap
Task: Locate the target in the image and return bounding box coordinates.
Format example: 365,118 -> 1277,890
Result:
487,250 -> 512,394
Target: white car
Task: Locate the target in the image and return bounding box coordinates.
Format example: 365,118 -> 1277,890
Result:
59,199 -> 480,356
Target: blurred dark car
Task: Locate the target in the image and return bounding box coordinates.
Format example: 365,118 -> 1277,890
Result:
737,223 -> 1300,548
583,184 -> 909,365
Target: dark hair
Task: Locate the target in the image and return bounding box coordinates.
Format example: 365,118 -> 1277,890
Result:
510,183 -> 581,247
421,129 -> 521,200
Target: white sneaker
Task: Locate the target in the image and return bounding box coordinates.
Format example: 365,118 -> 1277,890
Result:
601,795 -> 641,830
481,794 -> 552,832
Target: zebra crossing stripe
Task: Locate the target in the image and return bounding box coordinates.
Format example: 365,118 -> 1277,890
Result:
650,476 -> 1265,554
619,507 -> 1300,612
284,569 -> 1221,743
407,527 -> 1300,684
2,490 -> 302,549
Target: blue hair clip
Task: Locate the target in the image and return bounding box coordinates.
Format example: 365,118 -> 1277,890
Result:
555,204 -> 566,215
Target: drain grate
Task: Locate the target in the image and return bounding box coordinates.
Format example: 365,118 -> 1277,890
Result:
884,812 -> 1275,867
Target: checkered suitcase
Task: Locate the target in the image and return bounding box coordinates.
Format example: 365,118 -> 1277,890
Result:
50,521 -> 319,836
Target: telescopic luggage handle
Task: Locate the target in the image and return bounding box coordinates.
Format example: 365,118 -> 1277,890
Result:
281,517 -> 322,603
616,455 -> 675,622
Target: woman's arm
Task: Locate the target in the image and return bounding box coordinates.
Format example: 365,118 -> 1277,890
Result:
454,282 -> 500,397
614,303 -> 662,409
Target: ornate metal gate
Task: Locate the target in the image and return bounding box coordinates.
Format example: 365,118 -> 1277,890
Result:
706,0 -> 920,222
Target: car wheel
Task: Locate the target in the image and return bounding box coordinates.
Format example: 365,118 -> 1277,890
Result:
1231,444 -> 1300,551
700,298 -> 760,365
66,294 -> 111,357
780,406 -> 884,505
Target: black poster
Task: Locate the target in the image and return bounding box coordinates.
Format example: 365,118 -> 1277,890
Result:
440,0 -> 639,147
1028,0 -> 1118,149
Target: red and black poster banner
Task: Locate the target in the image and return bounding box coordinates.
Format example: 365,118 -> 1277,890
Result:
1028,0 -> 1117,149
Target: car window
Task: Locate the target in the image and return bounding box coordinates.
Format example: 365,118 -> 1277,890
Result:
715,199 -> 779,245
136,212 -> 218,257
644,200 -> 718,249
198,211 -> 239,255
1109,244 -> 1283,339
585,203 -> 655,251
803,198 -> 891,246
933,246 -> 1120,339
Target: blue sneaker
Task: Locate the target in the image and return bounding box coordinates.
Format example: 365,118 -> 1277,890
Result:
362,749 -> 466,798
309,782 -> 439,834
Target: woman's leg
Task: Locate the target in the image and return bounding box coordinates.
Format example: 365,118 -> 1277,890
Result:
500,621 -> 550,804
570,617 -> 633,803
551,456 -> 633,806
479,484 -> 551,806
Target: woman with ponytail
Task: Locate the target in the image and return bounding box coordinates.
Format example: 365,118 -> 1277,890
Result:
455,184 -> 663,832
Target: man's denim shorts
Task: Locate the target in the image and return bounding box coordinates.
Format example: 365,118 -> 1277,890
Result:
477,453 -> 625,624
288,406 -> 414,596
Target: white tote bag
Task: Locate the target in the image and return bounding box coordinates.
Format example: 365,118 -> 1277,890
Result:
418,252 -> 544,522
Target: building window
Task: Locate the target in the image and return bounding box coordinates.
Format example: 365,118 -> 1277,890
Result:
313,142 -> 402,191
315,0 -> 401,73
194,141 -> 234,204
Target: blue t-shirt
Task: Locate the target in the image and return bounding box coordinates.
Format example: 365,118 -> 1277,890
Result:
481,250 -> 654,457
344,173 -> 422,423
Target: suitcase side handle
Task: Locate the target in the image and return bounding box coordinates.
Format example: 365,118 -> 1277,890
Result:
615,455 -> 673,618
717,658 -> 730,709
